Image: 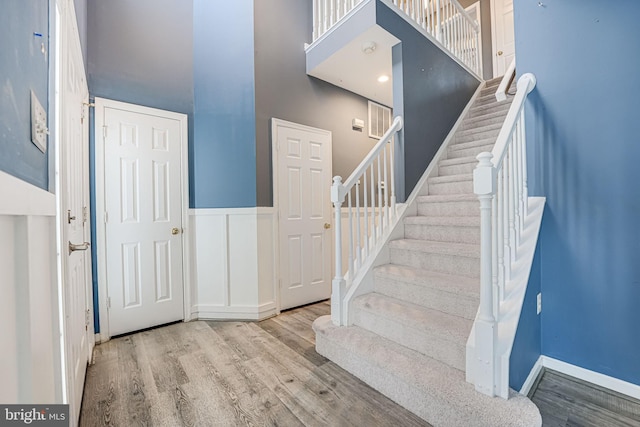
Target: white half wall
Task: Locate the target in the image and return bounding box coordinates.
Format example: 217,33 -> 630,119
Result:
0,171 -> 60,404
189,207 -> 276,320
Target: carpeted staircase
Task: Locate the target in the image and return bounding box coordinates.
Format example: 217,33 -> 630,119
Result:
313,78 -> 542,426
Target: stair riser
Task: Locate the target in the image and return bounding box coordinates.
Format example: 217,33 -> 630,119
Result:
454,129 -> 499,144
456,123 -> 502,140
374,275 -> 479,320
428,180 -> 473,195
467,103 -> 510,119
389,248 -> 480,278
460,114 -> 507,131
438,161 -> 476,176
417,200 -> 479,217
404,224 -> 480,244
447,144 -> 494,159
352,308 -> 466,371
314,332 -> 466,425
474,96 -> 510,108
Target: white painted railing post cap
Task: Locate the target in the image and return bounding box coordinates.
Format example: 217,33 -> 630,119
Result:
473,152 -> 496,196
331,176 -> 345,204
517,73 -> 537,94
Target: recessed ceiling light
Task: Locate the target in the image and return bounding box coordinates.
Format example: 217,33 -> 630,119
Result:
377,75 -> 389,83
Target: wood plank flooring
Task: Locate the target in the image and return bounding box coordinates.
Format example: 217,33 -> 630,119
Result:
80,301 -> 430,426
530,369 -> 640,427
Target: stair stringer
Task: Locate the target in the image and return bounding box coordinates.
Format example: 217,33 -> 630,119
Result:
466,196 -> 546,398
340,82 -> 486,326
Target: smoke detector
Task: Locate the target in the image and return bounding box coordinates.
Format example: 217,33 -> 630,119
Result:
361,41 -> 376,54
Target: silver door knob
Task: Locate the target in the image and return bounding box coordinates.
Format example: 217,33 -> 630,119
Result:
69,241 -> 90,254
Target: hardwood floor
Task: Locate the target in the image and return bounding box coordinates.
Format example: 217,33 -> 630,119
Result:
530,369 -> 640,427
80,301 -> 431,426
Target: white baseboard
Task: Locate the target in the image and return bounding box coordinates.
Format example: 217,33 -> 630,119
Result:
192,302 -> 277,321
541,356 -> 640,400
521,355 -> 640,400
519,356 -> 544,396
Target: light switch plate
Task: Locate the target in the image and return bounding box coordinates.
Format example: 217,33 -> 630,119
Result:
31,90 -> 47,153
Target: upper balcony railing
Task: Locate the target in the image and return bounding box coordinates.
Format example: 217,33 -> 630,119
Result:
313,0 -> 482,76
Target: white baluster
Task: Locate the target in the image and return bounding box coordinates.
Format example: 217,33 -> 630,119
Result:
520,109 -> 529,216
355,181 -> 361,270
497,168 -> 505,300
331,176 -> 346,326
347,191 -> 354,276
363,171 -> 369,258
383,144 -> 389,228
502,154 -> 511,282
377,156 -> 383,236
370,165 -> 376,243
508,145 -> 517,261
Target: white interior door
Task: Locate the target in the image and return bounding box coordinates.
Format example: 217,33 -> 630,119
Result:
274,119 -> 332,311
491,0 -> 514,77
99,100 -> 186,337
57,0 -> 93,421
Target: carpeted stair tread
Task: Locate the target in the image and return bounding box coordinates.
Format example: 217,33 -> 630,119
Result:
428,173 -> 472,184
404,215 -> 480,227
438,155 -> 478,166
416,193 -> 479,203
389,239 -> 480,259
313,316 -> 542,427
354,293 -> 472,343
352,293 -> 471,369
374,264 -> 479,299
449,136 -> 498,151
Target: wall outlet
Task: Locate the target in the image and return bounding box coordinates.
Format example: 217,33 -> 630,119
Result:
31,90 -> 48,153
536,292 -> 542,314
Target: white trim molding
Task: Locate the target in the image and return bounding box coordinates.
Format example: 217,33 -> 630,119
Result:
0,170 -> 56,216
521,356 -> 640,400
94,98 -> 191,339
189,207 -> 276,321
541,356 -> 640,401
519,356 -> 544,396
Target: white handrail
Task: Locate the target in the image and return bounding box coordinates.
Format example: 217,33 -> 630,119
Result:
496,58 -> 516,102
472,73 -> 536,397
330,116 -> 403,325
313,0 -> 482,76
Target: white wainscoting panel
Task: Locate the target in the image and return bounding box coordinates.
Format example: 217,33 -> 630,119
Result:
0,171 -> 59,404
190,208 -> 276,320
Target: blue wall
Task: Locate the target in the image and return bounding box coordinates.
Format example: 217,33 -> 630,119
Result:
377,1 -> 480,200
516,0 -> 640,386
0,0 -> 49,190
509,240 -> 542,391
193,0 -> 257,208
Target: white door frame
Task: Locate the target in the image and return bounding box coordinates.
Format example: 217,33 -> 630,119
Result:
490,0 -> 513,78
94,98 -> 191,341
271,118 -> 333,312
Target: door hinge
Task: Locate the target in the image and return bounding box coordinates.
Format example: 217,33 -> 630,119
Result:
83,206 -> 88,224
103,125 -> 107,139
104,211 -> 108,223
107,297 -> 111,309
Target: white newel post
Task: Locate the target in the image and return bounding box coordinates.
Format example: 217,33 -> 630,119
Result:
473,152 -> 498,396
331,176 -> 346,326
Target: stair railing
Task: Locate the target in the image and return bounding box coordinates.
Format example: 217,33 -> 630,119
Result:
331,116 -> 403,326
472,73 -> 536,396
313,0 -> 481,77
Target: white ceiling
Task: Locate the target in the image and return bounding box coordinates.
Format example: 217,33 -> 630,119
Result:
307,25 -> 400,108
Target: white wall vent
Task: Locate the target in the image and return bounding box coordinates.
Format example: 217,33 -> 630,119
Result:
368,101 -> 392,139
